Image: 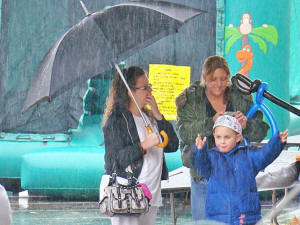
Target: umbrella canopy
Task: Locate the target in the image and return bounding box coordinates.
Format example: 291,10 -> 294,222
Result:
23,1 -> 204,111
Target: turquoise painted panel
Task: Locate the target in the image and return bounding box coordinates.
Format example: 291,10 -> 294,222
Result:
21,147 -> 105,189
165,151 -> 183,172
290,0 -> 300,101
216,0 -> 225,55
0,141 -> 69,178
289,110 -> 300,136
224,0 -> 290,137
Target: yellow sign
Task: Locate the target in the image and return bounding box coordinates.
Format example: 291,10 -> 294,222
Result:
148,64 -> 190,120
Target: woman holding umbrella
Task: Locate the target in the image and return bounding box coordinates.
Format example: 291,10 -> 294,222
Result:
175,55 -> 269,221
102,66 -> 179,225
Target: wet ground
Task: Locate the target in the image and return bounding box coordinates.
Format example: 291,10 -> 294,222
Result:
9,191 -> 300,225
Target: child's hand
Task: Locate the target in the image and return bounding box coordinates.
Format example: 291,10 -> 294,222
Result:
195,134 -> 207,150
279,129 -> 288,143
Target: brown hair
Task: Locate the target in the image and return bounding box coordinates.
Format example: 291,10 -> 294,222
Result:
200,55 -> 232,103
102,66 -> 149,127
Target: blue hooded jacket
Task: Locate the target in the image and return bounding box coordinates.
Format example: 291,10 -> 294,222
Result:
191,134 -> 285,225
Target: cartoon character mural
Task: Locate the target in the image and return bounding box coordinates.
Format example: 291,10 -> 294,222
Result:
236,44 -> 253,75
225,12 -> 278,77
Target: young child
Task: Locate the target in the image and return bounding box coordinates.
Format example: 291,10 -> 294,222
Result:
191,114 -> 288,225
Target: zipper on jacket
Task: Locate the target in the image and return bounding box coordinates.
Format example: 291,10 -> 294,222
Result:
122,113 -> 134,145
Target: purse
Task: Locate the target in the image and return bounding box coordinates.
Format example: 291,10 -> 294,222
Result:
99,173 -> 151,217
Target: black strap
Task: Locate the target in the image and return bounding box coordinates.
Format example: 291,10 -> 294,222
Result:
109,161 -> 138,187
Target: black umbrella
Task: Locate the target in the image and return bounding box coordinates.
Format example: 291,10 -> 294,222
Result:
23,1 -> 205,111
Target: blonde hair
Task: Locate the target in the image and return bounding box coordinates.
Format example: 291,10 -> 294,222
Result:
200,55 -> 231,86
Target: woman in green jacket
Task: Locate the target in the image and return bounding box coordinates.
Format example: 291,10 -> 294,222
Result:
175,55 -> 269,221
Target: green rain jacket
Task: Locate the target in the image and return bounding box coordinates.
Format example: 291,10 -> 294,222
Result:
175,81 -> 270,182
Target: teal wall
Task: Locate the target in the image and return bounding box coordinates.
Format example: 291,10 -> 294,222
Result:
289,0 -> 300,135
224,0 -> 290,137
290,0 -> 300,100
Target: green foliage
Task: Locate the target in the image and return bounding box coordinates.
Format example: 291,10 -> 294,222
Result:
225,26 -> 240,39
225,26 -> 242,54
224,25 -> 278,54
249,34 -> 267,54
251,25 -> 278,46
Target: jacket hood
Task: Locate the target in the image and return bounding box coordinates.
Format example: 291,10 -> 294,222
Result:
175,81 -> 204,109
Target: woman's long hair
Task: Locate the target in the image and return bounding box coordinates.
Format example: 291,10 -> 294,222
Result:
102,66 -> 145,127
200,55 -> 232,103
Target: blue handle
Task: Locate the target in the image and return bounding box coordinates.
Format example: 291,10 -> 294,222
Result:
244,82 -> 278,145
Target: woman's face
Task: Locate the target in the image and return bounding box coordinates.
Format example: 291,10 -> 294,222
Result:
130,74 -> 152,108
204,68 -> 229,98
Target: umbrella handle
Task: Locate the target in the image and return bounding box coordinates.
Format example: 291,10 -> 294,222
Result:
145,126 -> 169,148
157,131 -> 169,148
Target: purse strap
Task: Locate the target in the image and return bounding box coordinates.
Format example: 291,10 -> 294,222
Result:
126,173 -> 138,186
110,162 -> 138,187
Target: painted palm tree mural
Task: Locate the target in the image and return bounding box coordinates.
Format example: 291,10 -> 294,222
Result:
225,13 -> 278,77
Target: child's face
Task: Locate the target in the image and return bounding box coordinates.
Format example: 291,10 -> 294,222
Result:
213,126 -> 242,153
